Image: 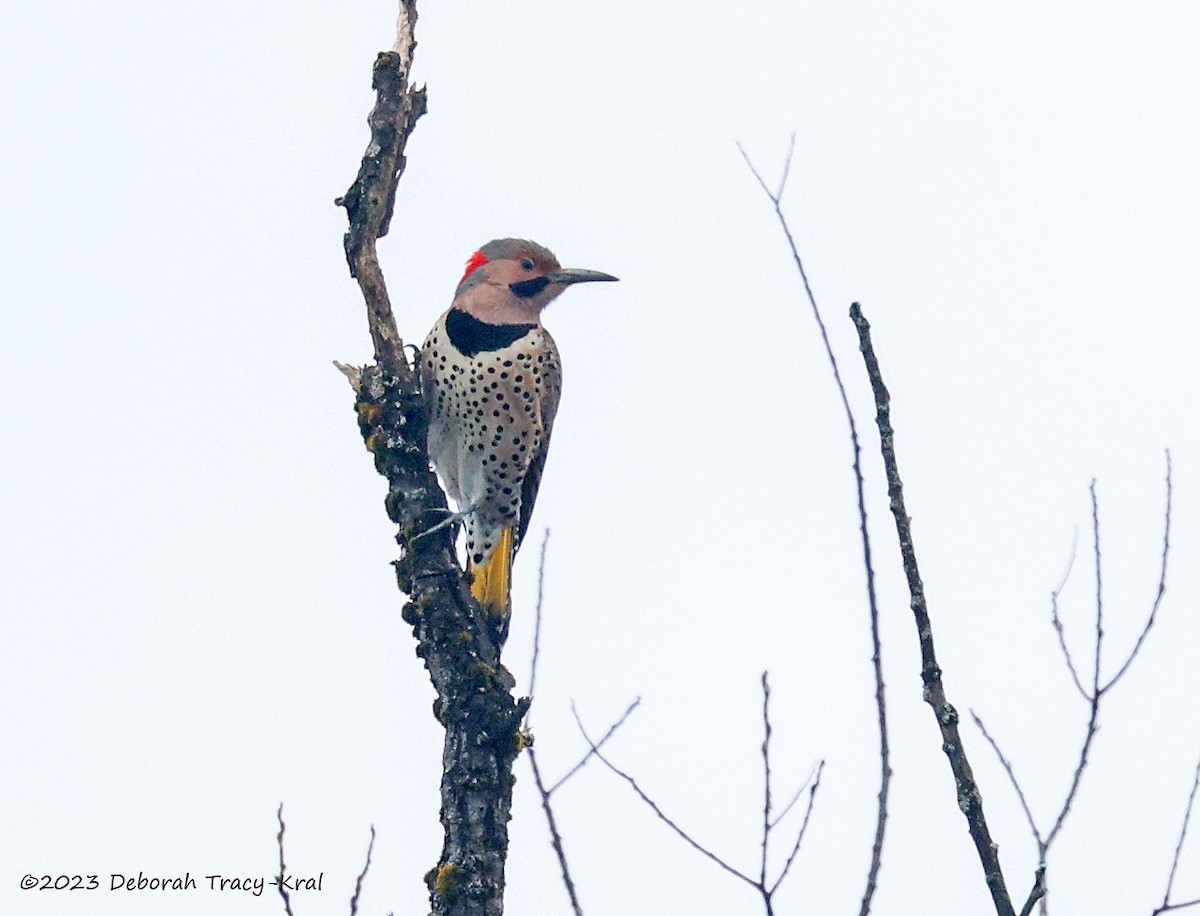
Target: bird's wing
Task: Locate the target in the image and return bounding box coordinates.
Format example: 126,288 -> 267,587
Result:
516,332 -> 561,552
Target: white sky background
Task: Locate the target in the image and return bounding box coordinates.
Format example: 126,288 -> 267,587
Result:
2,1 -> 1199,914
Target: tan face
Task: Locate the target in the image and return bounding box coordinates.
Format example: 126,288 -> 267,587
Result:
454,255 -> 567,324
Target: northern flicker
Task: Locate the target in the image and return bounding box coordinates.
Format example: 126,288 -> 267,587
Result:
421,238 -> 617,628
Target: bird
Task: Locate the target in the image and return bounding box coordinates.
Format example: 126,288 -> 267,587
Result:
420,238 -> 618,632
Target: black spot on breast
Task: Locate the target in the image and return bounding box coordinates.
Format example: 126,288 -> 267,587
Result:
446,308 -> 536,358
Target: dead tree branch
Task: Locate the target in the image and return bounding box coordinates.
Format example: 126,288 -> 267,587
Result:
575,681 -> 824,915
349,826 -> 377,916
523,528 -> 584,916
336,3 -> 425,380
551,700 -> 642,795
519,528 -> 644,914
335,5 -> 528,913
528,749 -> 583,916
274,805 -> 378,916
1156,757 -> 1200,915
972,453 -> 1173,913
276,804 -> 296,916
1153,902 -> 1200,915
739,138 -> 890,916
1049,532 -> 1088,701
850,303 -> 1015,916
1101,454 -> 1173,693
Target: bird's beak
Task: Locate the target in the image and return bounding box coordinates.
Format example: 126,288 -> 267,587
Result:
545,268 -> 619,285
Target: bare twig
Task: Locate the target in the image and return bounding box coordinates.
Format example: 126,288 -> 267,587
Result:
769,761 -> 821,830
760,672 -> 773,891
1052,456 -> 1172,855
850,303 -> 1014,916
528,699 -> 643,908
769,761 -> 825,898
972,453 -> 1174,914
1042,700 -> 1100,856
275,804 -> 296,916
740,138 -> 890,916
1102,450 -> 1173,692
349,826 -> 376,916
575,688 -> 823,915
1152,901 -> 1200,915
1159,756 -> 1200,913
520,532 -> 642,913
971,711 -> 1041,845
528,747 -> 584,916
1017,867 -> 1047,916
522,527 -> 584,915
573,706 -> 758,890
526,528 -> 552,716
550,699 -> 642,795
1090,482 -> 1104,699
1049,530 -> 1088,701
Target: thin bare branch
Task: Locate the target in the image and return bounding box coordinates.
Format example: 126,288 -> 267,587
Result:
736,142 -> 842,408
529,747 -> 584,916
525,528 -> 552,724
775,132 -> 796,199
572,706 -> 758,889
275,804 -> 296,916
349,826 -> 376,916
1101,450 -> 1173,693
1090,481 -> 1104,699
850,303 -> 1013,916
740,140 -> 890,916
769,761 -> 821,830
576,692 -> 822,916
1162,756 -> 1200,911
522,528 -> 583,914
971,710 -> 1043,847
858,525 -> 892,916
1049,529 -> 1089,701
740,142 -> 778,202
1154,900 -> 1200,915
549,699 -> 641,795
1048,713 -> 1105,878
760,671 -> 773,890
975,456 -> 1175,913
1017,867 -> 1047,916
1044,466 -> 1172,853
769,760 -> 825,897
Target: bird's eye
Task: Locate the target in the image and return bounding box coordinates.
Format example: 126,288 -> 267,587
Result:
520,258 -> 535,271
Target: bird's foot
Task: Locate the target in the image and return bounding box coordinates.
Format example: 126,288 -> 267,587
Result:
410,504 -> 477,543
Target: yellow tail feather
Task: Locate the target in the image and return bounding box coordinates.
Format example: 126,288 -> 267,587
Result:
469,526 -> 514,619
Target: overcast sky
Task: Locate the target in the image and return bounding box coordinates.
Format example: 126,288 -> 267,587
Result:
3,2 -> 1199,914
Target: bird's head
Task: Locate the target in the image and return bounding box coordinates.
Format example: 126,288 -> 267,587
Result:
452,238 -> 618,324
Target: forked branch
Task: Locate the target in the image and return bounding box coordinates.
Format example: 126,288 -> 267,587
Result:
523,528 -> 642,916
973,453 -> 1173,913
739,138 -> 891,916
575,677 -> 824,916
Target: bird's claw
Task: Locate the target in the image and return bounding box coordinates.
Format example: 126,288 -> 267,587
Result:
410,504 -> 477,542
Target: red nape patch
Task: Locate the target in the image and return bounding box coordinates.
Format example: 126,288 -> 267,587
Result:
460,250 -> 490,285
